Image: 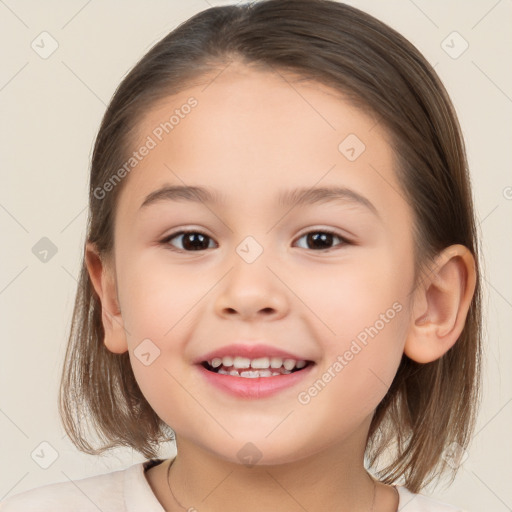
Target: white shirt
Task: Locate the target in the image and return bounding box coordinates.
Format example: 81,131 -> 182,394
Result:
0,459 -> 468,511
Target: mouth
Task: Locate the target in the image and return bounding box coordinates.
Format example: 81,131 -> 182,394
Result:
196,354 -> 317,399
200,356 -> 315,378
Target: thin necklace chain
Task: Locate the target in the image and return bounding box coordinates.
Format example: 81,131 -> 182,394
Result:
166,457 -> 380,512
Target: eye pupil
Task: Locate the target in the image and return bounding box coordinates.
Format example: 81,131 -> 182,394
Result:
307,232 -> 333,249
182,232 -> 209,250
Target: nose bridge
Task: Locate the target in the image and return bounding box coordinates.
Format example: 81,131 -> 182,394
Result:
214,234 -> 289,320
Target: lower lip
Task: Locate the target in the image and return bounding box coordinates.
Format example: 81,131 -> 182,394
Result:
196,364 -> 315,399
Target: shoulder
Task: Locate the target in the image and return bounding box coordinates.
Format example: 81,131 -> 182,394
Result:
0,460 -> 165,512
0,466 -> 126,512
396,485 -> 469,512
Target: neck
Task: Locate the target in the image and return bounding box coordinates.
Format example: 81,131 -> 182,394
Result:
163,433 -> 378,512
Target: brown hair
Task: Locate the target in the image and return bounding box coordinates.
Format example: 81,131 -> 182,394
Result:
59,0 -> 482,493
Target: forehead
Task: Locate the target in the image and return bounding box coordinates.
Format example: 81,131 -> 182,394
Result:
115,63 -> 403,221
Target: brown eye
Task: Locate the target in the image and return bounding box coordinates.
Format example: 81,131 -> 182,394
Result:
295,231 -> 348,251
163,231 -> 216,251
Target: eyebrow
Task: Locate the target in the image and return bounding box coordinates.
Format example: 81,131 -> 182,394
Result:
139,184 -> 380,218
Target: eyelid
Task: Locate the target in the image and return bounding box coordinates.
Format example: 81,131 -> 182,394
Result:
293,226 -> 352,242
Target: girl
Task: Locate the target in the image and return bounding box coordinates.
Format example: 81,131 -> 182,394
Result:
1,0 -> 481,510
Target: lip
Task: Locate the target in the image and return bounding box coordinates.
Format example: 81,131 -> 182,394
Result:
196,361 -> 315,399
194,343 -> 312,364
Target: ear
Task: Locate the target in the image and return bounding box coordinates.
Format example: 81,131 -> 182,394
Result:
84,242 -> 128,354
404,244 -> 476,363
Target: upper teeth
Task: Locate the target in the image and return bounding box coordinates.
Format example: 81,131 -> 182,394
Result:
209,356 -> 307,370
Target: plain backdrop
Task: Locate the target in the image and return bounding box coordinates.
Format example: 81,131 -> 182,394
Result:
0,1 -> 511,510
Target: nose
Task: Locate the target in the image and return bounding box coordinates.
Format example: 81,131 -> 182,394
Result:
214,256 -> 290,322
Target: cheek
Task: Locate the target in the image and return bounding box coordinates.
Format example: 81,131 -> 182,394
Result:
308,252 -> 411,404
297,304 -> 408,434
117,256 -> 210,341
116,261 -> 211,422
310,252 -> 410,338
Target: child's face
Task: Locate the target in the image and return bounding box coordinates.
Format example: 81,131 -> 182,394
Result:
108,63 -> 417,464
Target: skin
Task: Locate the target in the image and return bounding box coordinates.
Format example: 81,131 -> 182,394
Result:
86,61 -> 476,512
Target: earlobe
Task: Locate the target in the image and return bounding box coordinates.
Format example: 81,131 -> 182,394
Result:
404,244 -> 476,364
84,242 -> 128,354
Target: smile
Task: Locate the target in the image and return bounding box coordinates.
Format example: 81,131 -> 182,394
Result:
197,357 -> 316,399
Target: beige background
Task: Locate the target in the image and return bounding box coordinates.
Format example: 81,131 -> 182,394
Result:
1,1 -> 511,510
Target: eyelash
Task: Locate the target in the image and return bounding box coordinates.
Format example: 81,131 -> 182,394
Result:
160,229 -> 351,253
